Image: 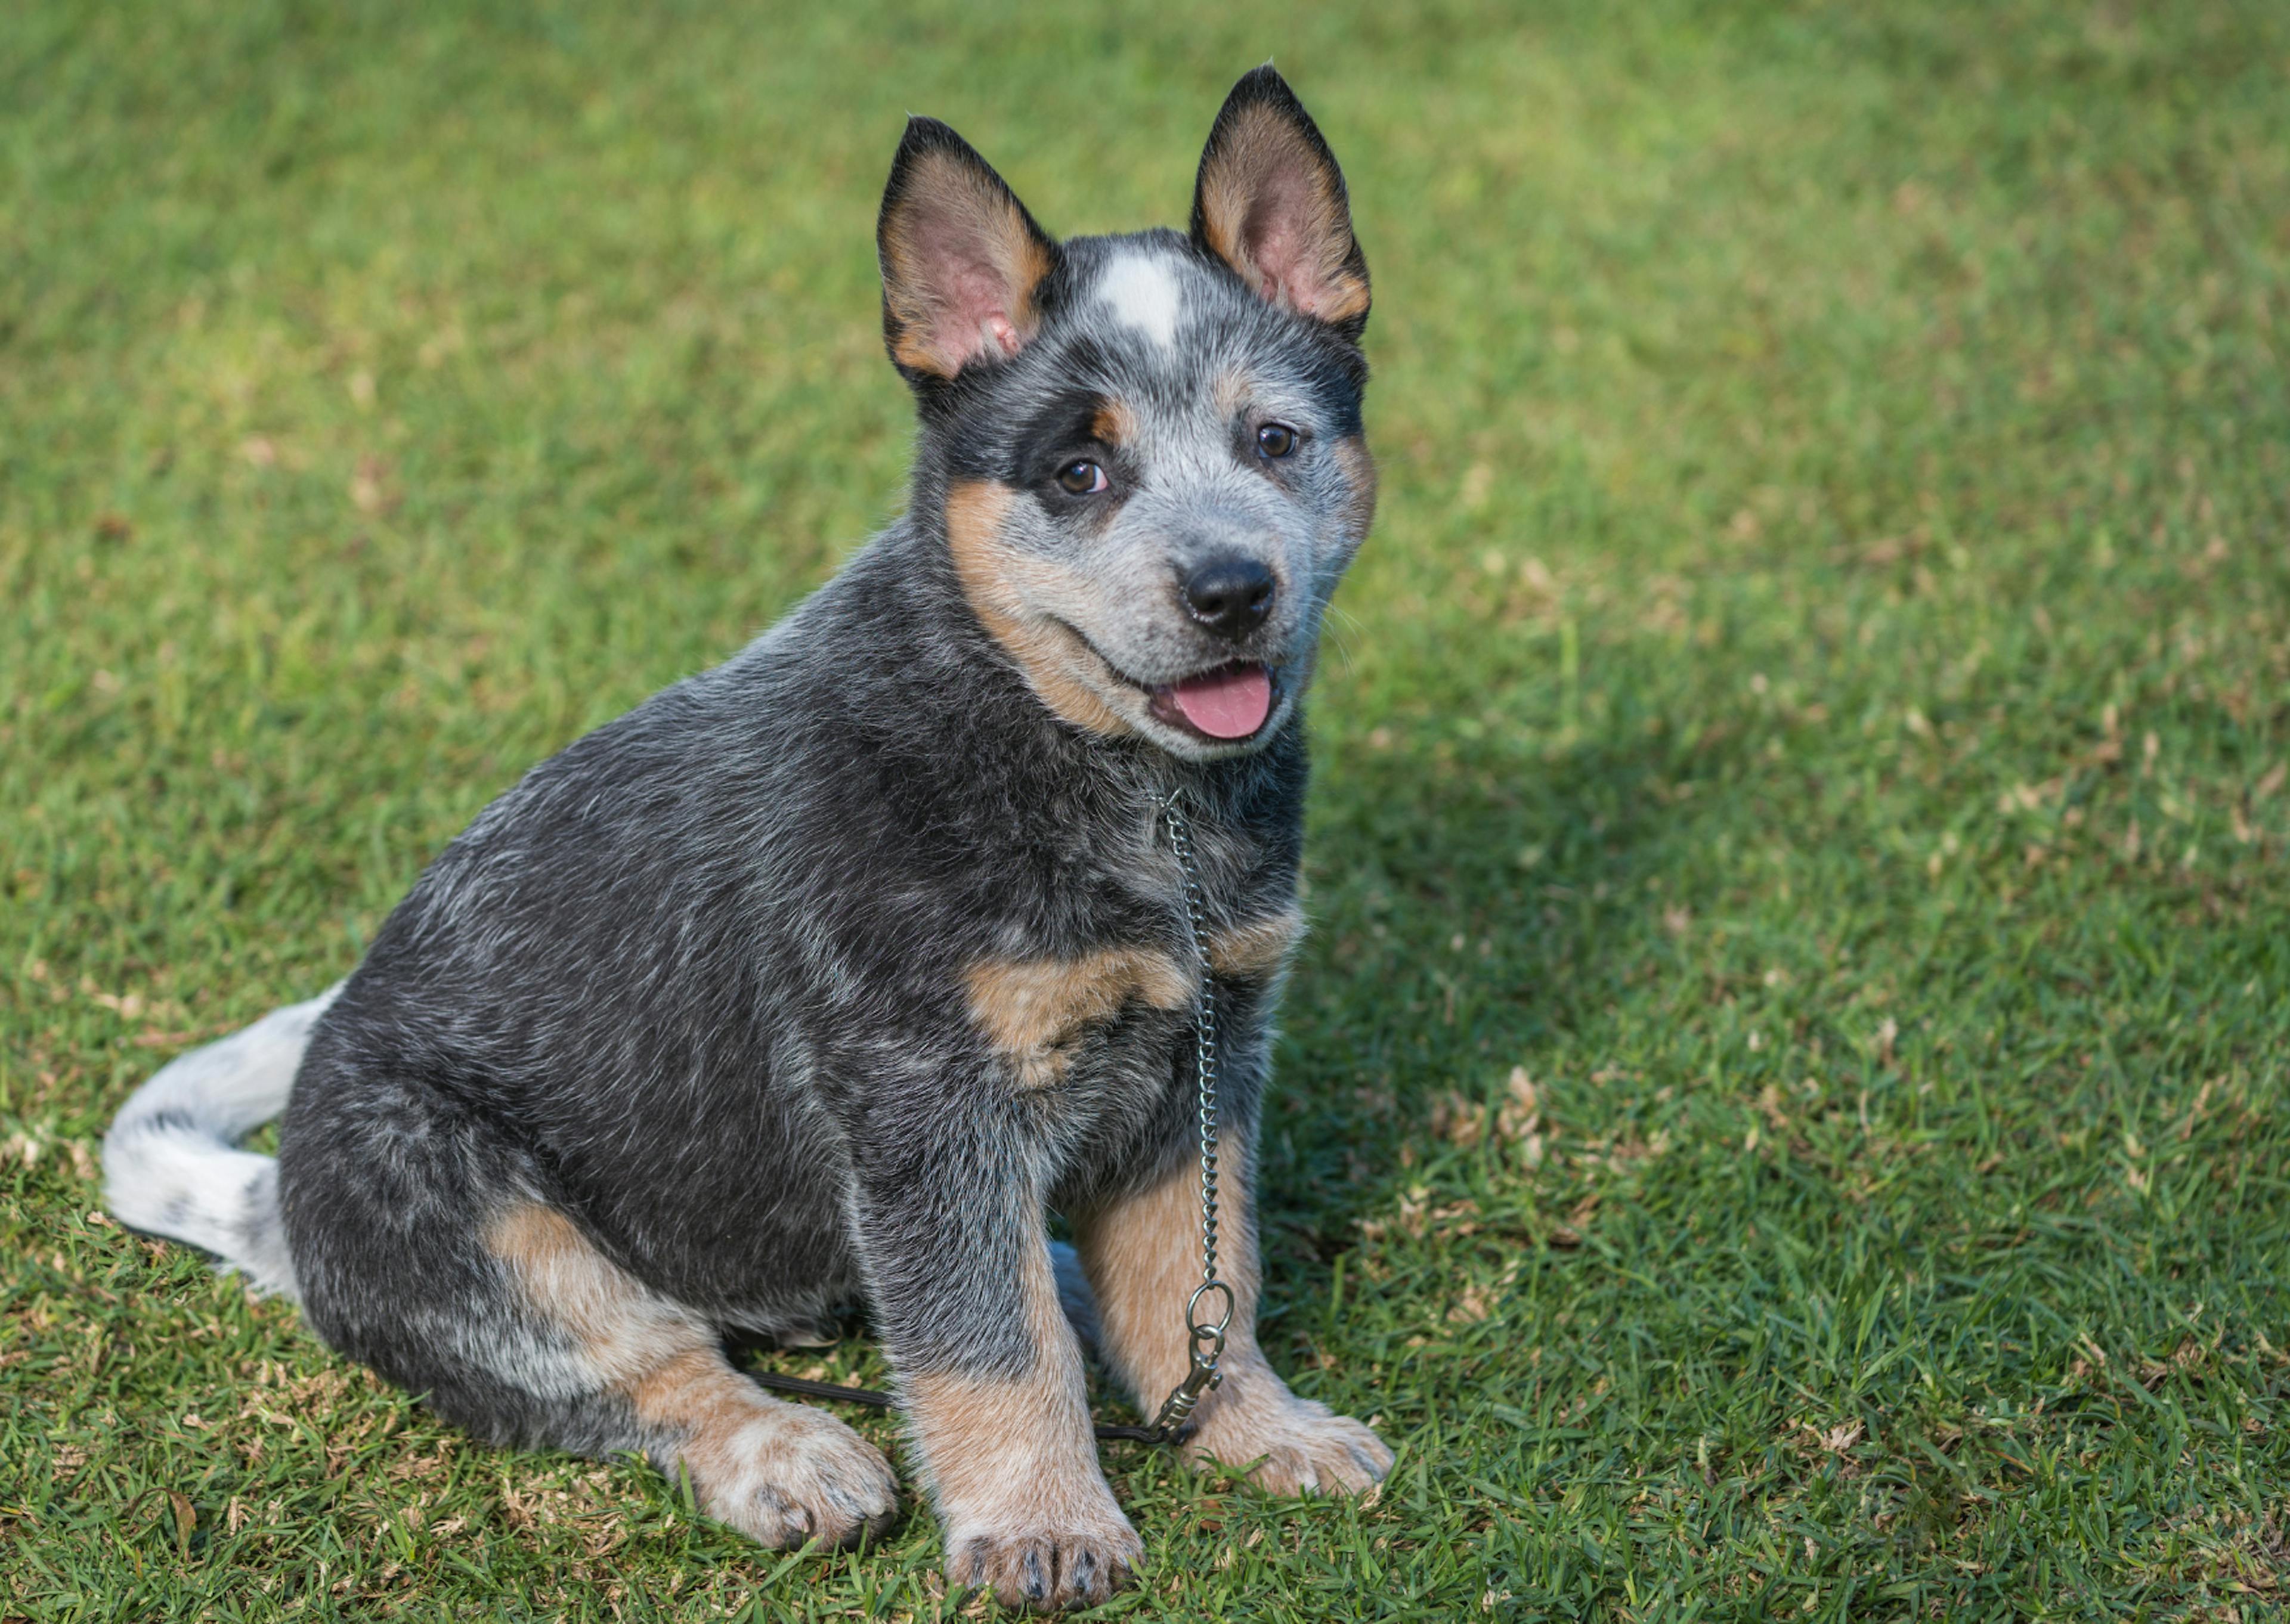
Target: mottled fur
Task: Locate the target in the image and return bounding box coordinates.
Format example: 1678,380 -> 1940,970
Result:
103,66 -> 1390,1613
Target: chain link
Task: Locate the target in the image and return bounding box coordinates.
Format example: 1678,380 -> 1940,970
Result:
1143,787 -> 1230,1441
1159,794 -> 1221,1294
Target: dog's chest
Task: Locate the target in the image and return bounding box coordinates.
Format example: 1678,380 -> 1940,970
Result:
957,802 -> 1301,1143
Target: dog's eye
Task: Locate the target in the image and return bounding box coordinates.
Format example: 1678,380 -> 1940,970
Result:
1255,422 -> 1299,460
1057,460 -> 1109,495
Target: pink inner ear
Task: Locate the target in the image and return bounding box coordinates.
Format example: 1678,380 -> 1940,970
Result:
946,265 -> 1022,359
905,200 -> 1035,370
1239,168 -> 1347,320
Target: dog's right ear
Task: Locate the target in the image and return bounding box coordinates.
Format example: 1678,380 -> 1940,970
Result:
877,118 -> 1060,384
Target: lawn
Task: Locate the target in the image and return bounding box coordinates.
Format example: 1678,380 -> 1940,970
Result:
5,1 -> 2289,1617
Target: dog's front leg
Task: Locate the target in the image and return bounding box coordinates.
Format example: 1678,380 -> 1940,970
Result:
1072,1130 -> 1394,1496
853,1120 -> 1140,1611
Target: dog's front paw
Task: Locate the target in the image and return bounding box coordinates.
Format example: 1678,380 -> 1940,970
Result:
1190,1389 -> 1394,1497
694,1405 -> 900,1550
945,1507 -> 1143,1613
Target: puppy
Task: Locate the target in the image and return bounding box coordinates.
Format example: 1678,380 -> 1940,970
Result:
104,67 -> 1389,1612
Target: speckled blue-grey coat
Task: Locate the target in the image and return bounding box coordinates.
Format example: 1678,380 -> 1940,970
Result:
104,66 -> 1390,1613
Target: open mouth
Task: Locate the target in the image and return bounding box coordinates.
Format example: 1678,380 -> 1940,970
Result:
1049,621 -> 1283,744
1146,661 -> 1277,742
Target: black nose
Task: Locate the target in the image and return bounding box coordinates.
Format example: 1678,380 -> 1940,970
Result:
1180,556 -> 1276,640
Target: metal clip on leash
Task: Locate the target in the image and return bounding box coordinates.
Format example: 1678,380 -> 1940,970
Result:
751,791 -> 1230,1447
1140,786 -> 1231,1445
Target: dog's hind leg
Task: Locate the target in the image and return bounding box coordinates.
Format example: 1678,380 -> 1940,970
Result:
281,1065 -> 897,1549
479,1201 -> 901,1549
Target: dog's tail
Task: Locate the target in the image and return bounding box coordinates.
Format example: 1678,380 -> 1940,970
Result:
101,985 -> 344,1302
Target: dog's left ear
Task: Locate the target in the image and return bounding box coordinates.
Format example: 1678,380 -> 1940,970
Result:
878,117 -> 1060,383
1190,66 -> 1370,339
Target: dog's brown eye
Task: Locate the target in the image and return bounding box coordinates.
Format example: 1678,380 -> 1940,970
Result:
1256,422 -> 1298,459
1057,460 -> 1109,495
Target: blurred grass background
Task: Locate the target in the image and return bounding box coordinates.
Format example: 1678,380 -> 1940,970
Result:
5,2 -> 2289,1618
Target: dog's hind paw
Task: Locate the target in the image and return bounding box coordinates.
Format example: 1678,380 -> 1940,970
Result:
945,1514 -> 1143,1613
690,1406 -> 900,1551
1191,1392 -> 1394,1497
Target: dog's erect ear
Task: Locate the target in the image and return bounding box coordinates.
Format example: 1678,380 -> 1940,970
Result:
878,117 -> 1060,382
1190,67 -> 1369,339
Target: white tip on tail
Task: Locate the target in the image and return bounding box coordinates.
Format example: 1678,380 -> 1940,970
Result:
101,985 -> 344,1301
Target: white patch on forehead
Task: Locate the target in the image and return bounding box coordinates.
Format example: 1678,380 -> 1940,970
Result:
1096,253 -> 1182,349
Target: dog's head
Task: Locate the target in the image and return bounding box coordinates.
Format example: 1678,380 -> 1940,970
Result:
878,68 -> 1375,761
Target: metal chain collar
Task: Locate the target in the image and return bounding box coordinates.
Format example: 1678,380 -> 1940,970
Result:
1142,787 -> 1233,1442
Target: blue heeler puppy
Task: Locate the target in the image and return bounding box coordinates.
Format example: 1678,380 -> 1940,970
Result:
104,66 -> 1390,1612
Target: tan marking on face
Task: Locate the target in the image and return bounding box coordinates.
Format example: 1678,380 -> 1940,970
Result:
1197,104 -> 1369,325
1090,398 -> 1138,447
964,947 -> 1193,1088
881,151 -> 1056,379
1211,369 -> 1253,422
1332,433 -> 1379,541
1209,905 -> 1305,983
946,479 -> 1136,737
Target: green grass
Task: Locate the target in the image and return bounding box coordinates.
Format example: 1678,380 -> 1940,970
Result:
6,1 -> 2289,1617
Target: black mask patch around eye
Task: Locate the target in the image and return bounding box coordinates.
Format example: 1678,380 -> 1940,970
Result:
1011,383 -> 1131,494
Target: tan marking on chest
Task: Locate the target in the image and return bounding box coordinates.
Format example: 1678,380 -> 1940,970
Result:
1209,905 -> 1306,983
964,947 -> 1193,1088
946,480 -> 1134,737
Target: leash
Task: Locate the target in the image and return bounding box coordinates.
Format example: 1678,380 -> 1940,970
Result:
750,789 -> 1229,1448
744,1368 -> 1177,1446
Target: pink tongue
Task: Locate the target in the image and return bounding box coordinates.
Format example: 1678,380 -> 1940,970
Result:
1171,665 -> 1273,739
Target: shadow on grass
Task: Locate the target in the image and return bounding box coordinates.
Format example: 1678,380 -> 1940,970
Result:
1246,712 -> 1776,1366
